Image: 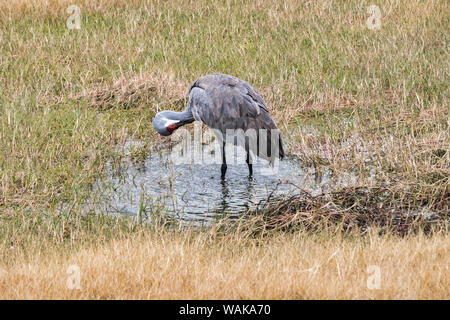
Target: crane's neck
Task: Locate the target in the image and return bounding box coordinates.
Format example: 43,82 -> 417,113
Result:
165,109 -> 195,122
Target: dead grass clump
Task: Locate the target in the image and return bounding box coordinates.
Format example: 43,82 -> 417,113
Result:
71,72 -> 187,110
239,186 -> 449,237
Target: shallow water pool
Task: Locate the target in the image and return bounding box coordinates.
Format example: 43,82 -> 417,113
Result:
88,141 -> 352,224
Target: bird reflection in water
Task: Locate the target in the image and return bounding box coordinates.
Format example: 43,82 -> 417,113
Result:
217,175 -> 257,215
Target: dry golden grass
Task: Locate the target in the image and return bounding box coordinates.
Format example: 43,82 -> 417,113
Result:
0,230 -> 448,299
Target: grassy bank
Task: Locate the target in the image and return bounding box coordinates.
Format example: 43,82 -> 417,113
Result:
0,0 -> 448,299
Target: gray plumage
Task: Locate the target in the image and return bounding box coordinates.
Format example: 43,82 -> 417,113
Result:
153,73 -> 285,178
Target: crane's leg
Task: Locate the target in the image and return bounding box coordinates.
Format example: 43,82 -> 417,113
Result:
244,135 -> 253,177
221,141 -> 227,179
246,150 -> 253,177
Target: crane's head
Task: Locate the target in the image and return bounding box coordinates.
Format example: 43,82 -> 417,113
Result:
153,111 -> 181,136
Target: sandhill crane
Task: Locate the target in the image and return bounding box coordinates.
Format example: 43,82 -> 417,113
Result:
153,73 -> 284,178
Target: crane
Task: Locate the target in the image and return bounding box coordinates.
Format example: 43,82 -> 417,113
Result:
153,73 -> 284,178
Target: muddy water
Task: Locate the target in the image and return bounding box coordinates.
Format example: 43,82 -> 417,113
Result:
90,142 -> 354,224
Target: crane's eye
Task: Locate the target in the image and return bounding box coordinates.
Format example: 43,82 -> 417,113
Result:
166,123 -> 178,133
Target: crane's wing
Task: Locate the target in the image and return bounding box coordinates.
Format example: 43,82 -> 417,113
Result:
188,73 -> 271,130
